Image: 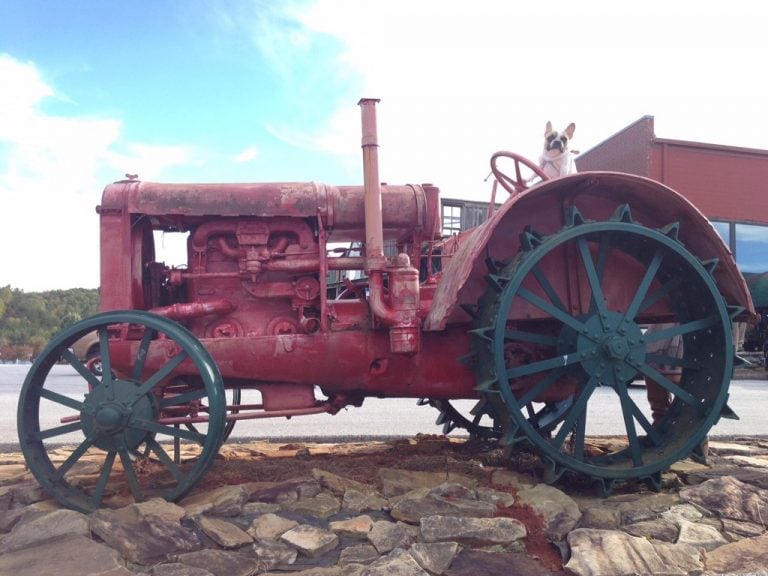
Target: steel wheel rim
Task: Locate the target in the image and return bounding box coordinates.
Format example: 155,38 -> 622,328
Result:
17,310 -> 226,512
475,208 -> 733,486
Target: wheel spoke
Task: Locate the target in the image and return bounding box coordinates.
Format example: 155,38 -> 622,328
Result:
531,265 -> 568,313
637,365 -> 701,410
39,388 -> 83,411
518,368 -> 565,407
504,329 -> 559,347
34,421 -> 83,441
577,236 -> 608,319
91,451 -> 117,508
131,417 -> 206,444
645,353 -> 699,370
644,317 -> 718,343
518,287 -> 589,336
60,348 -> 102,392
98,329 -> 115,400
507,353 -> 582,380
132,328 -> 157,381
639,276 -> 683,313
615,380 -> 643,466
552,375 -> 598,450
623,248 -> 665,322
52,435 -> 96,481
571,408 -> 587,461
117,448 -> 143,502
132,350 -> 190,400
146,438 -> 185,482
159,387 -> 207,409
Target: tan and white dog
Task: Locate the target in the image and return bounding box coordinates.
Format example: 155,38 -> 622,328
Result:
539,121 -> 577,179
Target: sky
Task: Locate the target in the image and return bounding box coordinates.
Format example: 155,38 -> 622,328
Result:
1,0 -> 767,292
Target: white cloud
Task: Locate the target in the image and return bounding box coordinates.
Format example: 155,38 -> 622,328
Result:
260,0 -> 768,201
0,54 -> 198,291
233,146 -> 259,163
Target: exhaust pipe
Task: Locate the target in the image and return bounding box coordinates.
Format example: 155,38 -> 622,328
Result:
358,98 -> 421,355
359,98 -> 385,271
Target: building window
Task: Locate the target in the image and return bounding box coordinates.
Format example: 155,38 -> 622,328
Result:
442,204 -> 462,236
735,223 -> 768,273
711,221 -> 731,247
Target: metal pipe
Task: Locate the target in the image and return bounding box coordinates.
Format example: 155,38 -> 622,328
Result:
359,98 -> 385,270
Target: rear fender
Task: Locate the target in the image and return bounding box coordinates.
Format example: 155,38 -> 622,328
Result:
424,171 -> 754,330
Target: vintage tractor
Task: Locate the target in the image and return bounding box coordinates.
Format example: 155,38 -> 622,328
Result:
18,99 -> 753,512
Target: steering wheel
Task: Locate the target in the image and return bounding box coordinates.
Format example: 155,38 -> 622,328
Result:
490,151 -> 549,195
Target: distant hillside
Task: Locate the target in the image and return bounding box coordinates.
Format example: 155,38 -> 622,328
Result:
0,286 -> 99,362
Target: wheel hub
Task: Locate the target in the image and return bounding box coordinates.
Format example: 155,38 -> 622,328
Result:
94,404 -> 127,431
575,311 -> 645,386
81,379 -> 155,451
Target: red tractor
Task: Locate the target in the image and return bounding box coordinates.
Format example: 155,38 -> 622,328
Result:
18,100 -> 752,512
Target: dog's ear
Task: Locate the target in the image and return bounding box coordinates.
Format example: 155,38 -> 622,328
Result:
564,123 -> 576,139
545,121 -> 553,136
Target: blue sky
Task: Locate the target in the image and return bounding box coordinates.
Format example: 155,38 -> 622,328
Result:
2,0 -> 767,291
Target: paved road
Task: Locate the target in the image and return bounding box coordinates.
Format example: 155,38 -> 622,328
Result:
2,364 -> 767,450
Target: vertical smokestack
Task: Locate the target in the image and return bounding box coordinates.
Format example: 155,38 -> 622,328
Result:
359,98 -> 385,270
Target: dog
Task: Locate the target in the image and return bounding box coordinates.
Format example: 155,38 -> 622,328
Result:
539,121 -> 577,179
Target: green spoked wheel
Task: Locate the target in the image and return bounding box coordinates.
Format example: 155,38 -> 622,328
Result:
17,310 -> 226,512
471,205 -> 738,492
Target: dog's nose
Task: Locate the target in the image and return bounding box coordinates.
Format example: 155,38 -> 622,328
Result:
549,139 -> 564,151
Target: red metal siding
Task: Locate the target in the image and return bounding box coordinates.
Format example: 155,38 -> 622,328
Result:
576,116 -> 768,225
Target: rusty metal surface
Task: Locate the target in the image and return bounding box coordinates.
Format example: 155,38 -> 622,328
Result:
424,171 -> 754,331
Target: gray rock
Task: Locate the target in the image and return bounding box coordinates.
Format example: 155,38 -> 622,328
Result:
565,528 -> 703,576
342,488 -> 388,513
241,501 -> 281,515
680,476 -> 768,524
248,479 -> 320,504
721,517 -> 767,540
90,511 -> 201,564
660,503 -> 704,526
419,515 -> 526,547
1,481 -> 47,507
409,542 -> 459,575
0,534 -> 133,576
0,507 -> 24,533
704,532 -> 768,574
329,514 -> 374,538
516,483 -> 581,541
378,468 -> 476,498
578,506 -> 621,530
623,519 -> 679,543
490,469 -> 536,490
364,549 -> 430,576
368,520 -> 417,554
338,543 -> 380,565
132,498 -> 187,523
281,524 -> 340,558
252,539 -> 299,570
0,508 -> 89,553
193,515 -> 253,548
282,492 -> 341,519
180,485 -> 248,517
175,548 -> 260,576
476,486 -> 515,508
709,440 -> 756,456
312,468 -> 376,495
151,563 -> 214,576
247,512 -> 299,540
390,483 -> 496,524
676,519 -> 728,551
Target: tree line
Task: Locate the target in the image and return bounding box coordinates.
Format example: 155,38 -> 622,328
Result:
0,285 -> 99,362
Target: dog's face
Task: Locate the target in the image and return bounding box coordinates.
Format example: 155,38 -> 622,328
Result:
543,121 -> 576,155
